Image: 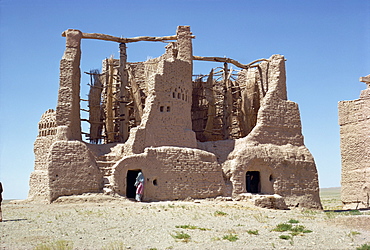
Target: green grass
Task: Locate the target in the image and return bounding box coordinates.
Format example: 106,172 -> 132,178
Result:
222,234 -> 238,242
175,224 -> 210,231
357,243 -> 370,250
272,223 -> 292,232
345,210 -> 362,216
291,225 -> 312,234
279,235 -> 292,240
288,219 -> 299,224
272,221 -> 312,244
247,230 -> 259,235
214,210 -> 228,216
171,231 -> 191,242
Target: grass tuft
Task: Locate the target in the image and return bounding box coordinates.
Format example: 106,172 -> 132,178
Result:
171,231 -> 191,242
288,219 -> 299,224
102,241 -> 125,250
357,243 -> 370,250
272,223 -> 292,232
175,224 -> 210,231
34,240 -> 73,250
214,210 -> 228,216
279,235 -> 292,240
222,234 -> 238,242
247,230 -> 259,235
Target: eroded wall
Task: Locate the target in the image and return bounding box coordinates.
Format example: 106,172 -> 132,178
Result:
222,55 -> 322,209
124,26 -> 197,154
28,109 -> 56,202
339,80 -> 370,209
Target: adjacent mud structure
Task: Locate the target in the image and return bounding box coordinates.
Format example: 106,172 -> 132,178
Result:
28,26 -> 322,209
339,75 -> 370,209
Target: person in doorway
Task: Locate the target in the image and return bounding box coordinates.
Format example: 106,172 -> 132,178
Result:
134,172 -> 144,202
0,182 -> 3,222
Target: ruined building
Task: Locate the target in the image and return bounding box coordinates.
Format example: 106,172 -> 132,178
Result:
339,75 -> 370,209
28,26 -> 322,209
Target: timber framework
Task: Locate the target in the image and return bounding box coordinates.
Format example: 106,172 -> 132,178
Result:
29,26 -> 322,209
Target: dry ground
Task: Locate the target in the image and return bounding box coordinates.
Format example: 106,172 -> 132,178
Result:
1,188 -> 370,250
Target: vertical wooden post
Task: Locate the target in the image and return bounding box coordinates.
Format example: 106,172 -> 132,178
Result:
106,57 -> 115,143
222,62 -> 232,140
118,43 -> 129,142
203,69 -> 216,140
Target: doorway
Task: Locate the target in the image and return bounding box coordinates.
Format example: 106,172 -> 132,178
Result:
126,170 -> 142,198
246,171 -> 260,193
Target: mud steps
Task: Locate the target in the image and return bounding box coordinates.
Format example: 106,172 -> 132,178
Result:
96,155 -> 117,194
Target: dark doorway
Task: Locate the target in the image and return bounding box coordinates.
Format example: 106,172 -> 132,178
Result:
246,171 -> 260,193
126,170 -> 141,198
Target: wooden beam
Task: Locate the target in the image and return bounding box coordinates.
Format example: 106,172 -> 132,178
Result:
193,56 -> 269,69
62,31 -> 195,43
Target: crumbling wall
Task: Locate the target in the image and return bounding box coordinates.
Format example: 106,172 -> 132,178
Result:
47,140 -> 102,202
56,29 -> 82,141
339,78 -> 370,209
28,109 -> 57,202
221,55 -> 322,209
112,146 -> 224,201
124,26 -> 197,154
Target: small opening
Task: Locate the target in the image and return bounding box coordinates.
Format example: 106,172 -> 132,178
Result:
246,171 -> 260,193
269,174 -> 273,182
126,169 -> 142,198
167,106 -> 170,112
153,179 -> 157,186
178,93 -> 181,99
173,92 -> 175,98
160,106 -> 164,112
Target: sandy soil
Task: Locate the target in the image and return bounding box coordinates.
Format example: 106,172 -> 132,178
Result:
1,194 -> 370,250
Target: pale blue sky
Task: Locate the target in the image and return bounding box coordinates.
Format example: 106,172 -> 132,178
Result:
0,0 -> 369,199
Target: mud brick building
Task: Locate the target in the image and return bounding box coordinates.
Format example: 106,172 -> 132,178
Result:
28,26 -> 322,209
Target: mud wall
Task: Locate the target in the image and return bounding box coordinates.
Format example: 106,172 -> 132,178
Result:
112,146 -> 225,201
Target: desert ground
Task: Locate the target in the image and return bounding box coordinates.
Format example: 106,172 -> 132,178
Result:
1,188 -> 370,250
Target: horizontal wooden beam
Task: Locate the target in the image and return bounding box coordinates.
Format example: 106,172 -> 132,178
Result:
62,31 -> 195,43
193,56 -> 269,69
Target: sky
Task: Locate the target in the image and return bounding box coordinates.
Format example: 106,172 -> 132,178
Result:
0,0 -> 369,199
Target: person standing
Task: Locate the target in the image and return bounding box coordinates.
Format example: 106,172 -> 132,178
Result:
134,172 -> 144,202
0,182 -> 3,222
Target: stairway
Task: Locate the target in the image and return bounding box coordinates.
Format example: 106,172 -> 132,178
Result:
96,154 -> 117,195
